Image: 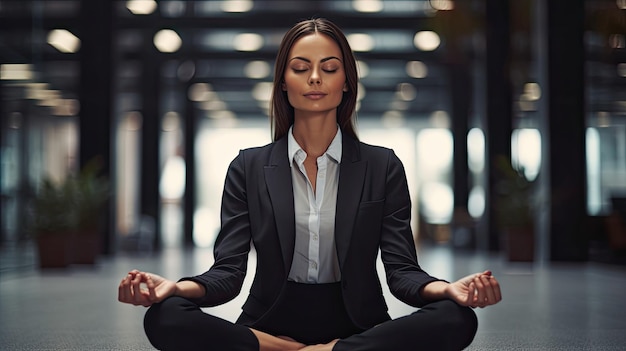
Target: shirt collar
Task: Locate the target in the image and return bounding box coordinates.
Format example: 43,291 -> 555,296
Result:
287,125 -> 342,167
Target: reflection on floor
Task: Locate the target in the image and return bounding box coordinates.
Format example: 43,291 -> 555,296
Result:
1,242 -> 626,350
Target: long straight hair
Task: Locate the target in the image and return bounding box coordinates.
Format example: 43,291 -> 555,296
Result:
270,18 -> 359,142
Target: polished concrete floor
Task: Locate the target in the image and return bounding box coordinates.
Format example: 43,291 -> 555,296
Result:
1,242 -> 626,351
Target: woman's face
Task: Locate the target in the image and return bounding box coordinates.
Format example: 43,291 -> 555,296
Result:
282,33 -> 347,117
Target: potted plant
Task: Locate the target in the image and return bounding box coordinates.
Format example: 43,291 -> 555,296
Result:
29,158 -> 109,268
29,177 -> 77,268
72,159 -> 109,264
493,155 -> 537,262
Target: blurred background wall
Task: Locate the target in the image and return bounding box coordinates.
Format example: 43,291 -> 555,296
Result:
1,0 -> 625,268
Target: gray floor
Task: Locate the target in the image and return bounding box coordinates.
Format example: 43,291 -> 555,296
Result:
1,243 -> 626,351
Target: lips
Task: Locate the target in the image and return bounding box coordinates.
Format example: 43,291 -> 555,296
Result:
304,91 -> 327,99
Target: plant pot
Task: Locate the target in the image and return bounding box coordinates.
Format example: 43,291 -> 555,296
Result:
36,231 -> 73,268
72,230 -> 101,265
504,227 -> 535,262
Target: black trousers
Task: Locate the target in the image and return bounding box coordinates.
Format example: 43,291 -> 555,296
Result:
144,282 -> 478,351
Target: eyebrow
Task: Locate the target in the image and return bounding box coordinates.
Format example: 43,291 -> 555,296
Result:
288,56 -> 342,63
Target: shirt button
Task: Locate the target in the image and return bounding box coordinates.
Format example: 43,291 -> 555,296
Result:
311,261 -> 318,269
313,234 -> 319,240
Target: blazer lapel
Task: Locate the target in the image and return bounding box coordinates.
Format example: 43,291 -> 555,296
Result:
335,136 -> 366,270
264,137 -> 296,275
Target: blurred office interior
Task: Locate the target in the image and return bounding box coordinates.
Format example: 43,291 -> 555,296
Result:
1,0 -> 626,270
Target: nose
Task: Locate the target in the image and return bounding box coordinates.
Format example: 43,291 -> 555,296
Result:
309,68 -> 321,85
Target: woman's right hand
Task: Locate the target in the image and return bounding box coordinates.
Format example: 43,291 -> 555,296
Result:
118,270 -> 176,307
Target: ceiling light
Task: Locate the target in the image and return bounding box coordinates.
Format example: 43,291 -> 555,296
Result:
390,100 -> 409,110
31,88 -> 60,102
202,100 -> 228,111
244,61 -> 271,79
518,100 -> 535,112
347,33 -> 374,52
406,61 -> 428,78
429,110 -> 450,128
234,33 -> 264,51
36,92 -> 62,107
429,0 -> 454,11
53,99 -> 80,116
154,29 -> 182,53
352,0 -> 383,13
252,82 -> 273,101
126,0 -> 157,15
188,83 -> 215,102
162,111 -> 181,131
209,110 -> 237,120
221,0 -> 253,13
382,111 -> 405,128
414,31 -> 440,51
25,83 -> 49,100
124,111 -> 143,131
0,64 -> 34,80
397,83 -> 417,101
47,29 -> 81,53
523,82 -> 541,101
467,128 -> 485,173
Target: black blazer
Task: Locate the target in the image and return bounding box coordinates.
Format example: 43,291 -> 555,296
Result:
182,134 -> 439,329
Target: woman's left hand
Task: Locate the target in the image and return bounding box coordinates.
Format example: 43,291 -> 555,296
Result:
446,270 -> 502,308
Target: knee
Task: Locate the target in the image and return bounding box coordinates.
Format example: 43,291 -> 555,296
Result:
435,300 -> 478,349
144,296 -> 196,350
440,299 -> 477,328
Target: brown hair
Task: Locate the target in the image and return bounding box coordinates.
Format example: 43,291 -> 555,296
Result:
270,18 -> 359,142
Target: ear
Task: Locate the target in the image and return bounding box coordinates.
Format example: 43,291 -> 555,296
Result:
343,83 -> 348,92
282,81 -> 287,91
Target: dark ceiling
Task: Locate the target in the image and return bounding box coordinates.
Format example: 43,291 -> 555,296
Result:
0,0 -> 474,123
1,0 -> 625,123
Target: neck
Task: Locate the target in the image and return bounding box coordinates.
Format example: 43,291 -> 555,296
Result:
292,112 -> 337,158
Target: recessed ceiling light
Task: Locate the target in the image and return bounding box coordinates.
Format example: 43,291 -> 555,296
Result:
47,29 -> 81,53
126,0 -> 157,15
414,31 -> 440,51
154,29 -> 182,53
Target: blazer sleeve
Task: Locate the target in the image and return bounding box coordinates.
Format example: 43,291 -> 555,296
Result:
379,149 -> 443,307
178,150 -> 252,307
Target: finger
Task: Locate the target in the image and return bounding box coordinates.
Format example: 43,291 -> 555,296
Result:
118,275 -> 127,302
131,273 -> 147,305
118,274 -> 132,303
467,281 -> 476,308
146,274 -> 158,302
479,275 -> 497,305
489,276 -> 503,302
473,275 -> 487,308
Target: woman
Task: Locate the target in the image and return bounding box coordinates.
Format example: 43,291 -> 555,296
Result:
118,18 -> 502,351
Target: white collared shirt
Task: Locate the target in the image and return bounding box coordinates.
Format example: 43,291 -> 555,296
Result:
286,126 -> 342,283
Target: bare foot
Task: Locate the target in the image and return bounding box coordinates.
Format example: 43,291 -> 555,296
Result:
278,336 -> 299,342
297,339 -> 338,351
250,329 -> 306,351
